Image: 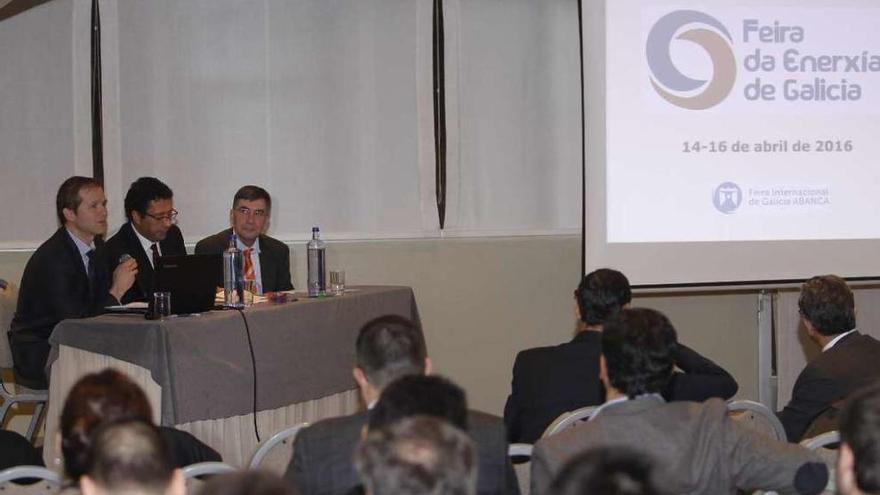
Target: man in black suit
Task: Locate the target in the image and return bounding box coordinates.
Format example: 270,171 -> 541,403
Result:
105,177 -> 187,304
504,268 -> 738,444
778,275 -> 880,442
10,177 -> 137,388
285,315 -> 518,495
194,185 -> 292,293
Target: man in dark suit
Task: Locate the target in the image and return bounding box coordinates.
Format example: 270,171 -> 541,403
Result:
285,315 -> 518,495
504,268 -> 738,444
531,308 -> 826,495
10,177 -> 137,388
194,185 -> 292,294
105,177 -> 187,304
778,275 -> 880,442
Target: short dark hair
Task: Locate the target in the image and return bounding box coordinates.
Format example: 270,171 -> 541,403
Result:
233,185 -> 272,211
197,471 -> 297,495
60,369 -> 153,480
368,375 -> 468,433
124,177 -> 174,220
798,275 -> 856,336
602,308 -> 677,398
576,269 -> 632,326
84,420 -> 175,495
550,446 -> 663,495
840,383 -> 880,493
355,315 -> 427,390
356,416 -> 476,495
56,176 -> 103,226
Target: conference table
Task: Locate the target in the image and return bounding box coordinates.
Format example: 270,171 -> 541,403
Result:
42,286 -> 420,467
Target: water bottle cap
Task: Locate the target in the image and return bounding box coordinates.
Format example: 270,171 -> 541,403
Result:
312,227 -> 320,233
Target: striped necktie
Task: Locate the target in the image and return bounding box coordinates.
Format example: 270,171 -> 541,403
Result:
243,248 -> 255,281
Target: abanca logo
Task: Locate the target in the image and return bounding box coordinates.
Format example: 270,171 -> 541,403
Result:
647,10 -> 737,110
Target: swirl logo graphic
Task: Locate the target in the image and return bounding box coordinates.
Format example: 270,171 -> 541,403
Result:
647,10 -> 737,110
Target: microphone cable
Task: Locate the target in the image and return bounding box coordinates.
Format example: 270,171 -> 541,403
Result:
232,307 -> 261,443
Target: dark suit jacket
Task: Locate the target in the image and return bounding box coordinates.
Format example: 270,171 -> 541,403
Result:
778,331 -> 880,442
104,223 -> 187,304
285,409 -> 519,495
504,331 -> 603,444
10,228 -> 117,388
504,333 -> 739,443
194,228 -> 293,292
531,397 -> 825,495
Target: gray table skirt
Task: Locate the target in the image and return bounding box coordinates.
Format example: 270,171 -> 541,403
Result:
48,286 -> 420,424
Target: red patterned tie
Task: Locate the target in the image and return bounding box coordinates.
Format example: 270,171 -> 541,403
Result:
243,248 -> 255,281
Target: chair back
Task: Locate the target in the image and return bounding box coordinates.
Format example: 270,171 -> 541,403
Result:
727,400 -> 787,442
248,423 -> 308,473
800,430 -> 841,450
182,461 -> 237,494
0,465 -> 61,494
542,406 -> 598,437
508,443 -> 533,495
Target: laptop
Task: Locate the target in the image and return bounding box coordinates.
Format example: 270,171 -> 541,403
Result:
155,254 -> 222,315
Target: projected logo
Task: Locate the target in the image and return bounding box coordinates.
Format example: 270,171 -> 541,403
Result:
713,182 -> 742,214
647,10 -> 737,110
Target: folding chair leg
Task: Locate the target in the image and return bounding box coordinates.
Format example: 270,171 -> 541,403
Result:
25,402 -> 45,443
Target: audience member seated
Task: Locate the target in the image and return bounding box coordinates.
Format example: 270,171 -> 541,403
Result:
10,176 -> 138,388
548,446 -> 662,495
504,268 -> 738,443
0,429 -> 43,470
198,472 -> 297,495
285,315 -> 517,495
368,374 -> 514,495
60,368 -> 220,489
531,307 -> 828,495
80,419 -> 184,495
356,416 -> 476,495
837,382 -> 880,495
105,177 -> 187,304
778,275 -> 880,442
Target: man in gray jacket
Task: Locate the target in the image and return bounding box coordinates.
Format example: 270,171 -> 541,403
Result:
285,315 -> 517,495
531,308 -> 828,495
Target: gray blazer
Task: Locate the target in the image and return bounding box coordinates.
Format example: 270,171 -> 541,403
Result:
285,409 -> 519,495
531,396 -> 825,495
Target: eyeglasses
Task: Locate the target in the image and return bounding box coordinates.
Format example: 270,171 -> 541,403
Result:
235,206 -> 268,218
143,209 -> 178,222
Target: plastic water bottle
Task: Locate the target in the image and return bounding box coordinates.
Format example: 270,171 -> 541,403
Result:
307,227 -> 326,297
223,234 -> 244,308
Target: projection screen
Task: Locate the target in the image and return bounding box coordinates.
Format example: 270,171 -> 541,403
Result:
583,0 -> 880,286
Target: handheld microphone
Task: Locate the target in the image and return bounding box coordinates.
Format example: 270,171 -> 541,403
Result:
118,253 -> 133,264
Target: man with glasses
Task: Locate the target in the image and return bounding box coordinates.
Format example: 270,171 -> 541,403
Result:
106,177 -> 187,304
195,185 -> 293,294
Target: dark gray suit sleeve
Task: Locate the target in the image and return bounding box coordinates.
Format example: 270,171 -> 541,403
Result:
725,415 -> 826,494
286,430 -> 312,495
529,441 -> 556,495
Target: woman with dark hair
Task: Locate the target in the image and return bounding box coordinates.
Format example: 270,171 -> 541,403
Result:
59,368 -> 221,488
